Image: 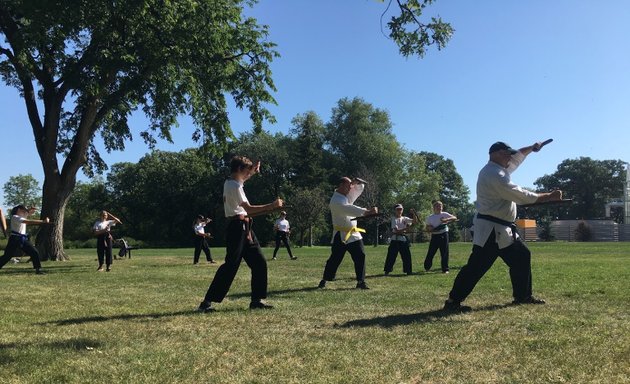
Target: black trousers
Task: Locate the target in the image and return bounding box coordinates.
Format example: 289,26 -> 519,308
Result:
96,234 -> 113,266
448,231 -> 533,303
424,232 -> 450,272
384,239 -> 412,274
203,219 -> 267,303
273,231 -> 293,258
0,235 -> 42,270
322,232 -> 366,282
193,236 -> 213,263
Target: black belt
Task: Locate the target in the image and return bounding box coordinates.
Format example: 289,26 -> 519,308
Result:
10,231 -> 28,246
476,213 -> 518,240
227,214 -> 248,221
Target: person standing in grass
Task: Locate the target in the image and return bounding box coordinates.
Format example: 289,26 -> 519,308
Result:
192,215 -> 215,264
424,200 -> 457,274
383,204 -> 417,276
0,205 -> 49,274
272,211 -> 296,260
198,156 -> 283,312
318,177 -> 378,290
93,210 -> 122,272
443,141 -> 562,312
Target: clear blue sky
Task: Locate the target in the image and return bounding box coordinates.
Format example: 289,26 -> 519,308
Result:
2,0 -> 629,207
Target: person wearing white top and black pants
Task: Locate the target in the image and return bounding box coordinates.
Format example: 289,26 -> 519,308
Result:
384,204 -> 416,275
0,205 -> 49,274
443,141 -> 562,312
93,210 -> 122,272
424,200 -> 457,274
193,215 -> 215,264
318,177 -> 378,290
272,211 -> 296,260
198,156 -> 283,312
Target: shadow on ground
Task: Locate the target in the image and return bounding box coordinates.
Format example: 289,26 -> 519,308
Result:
337,303 -> 512,328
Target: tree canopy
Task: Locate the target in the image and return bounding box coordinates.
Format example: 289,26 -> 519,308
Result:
534,157 -> 626,220
1,0 -> 453,258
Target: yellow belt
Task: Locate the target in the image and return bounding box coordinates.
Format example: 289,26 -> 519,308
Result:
334,225 -> 366,243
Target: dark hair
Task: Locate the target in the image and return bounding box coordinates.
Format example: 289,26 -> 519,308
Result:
11,205 -> 27,215
230,155 -> 254,173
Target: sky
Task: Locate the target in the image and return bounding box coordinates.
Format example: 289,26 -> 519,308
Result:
1,0 -> 629,207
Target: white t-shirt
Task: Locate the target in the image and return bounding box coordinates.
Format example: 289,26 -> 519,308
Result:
223,178 -> 248,217
275,218 -> 290,232
329,184 -> 367,244
10,215 -> 27,234
473,151 -> 539,249
426,212 -> 453,234
93,219 -> 117,233
193,222 -> 206,235
390,216 -> 413,241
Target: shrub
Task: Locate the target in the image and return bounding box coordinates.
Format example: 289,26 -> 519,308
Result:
574,221 -> 593,242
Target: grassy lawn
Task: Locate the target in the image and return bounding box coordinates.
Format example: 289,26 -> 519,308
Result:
1,242 -> 628,384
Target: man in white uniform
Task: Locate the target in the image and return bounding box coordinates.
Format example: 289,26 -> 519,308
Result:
444,141 -> 562,312
318,177 -> 378,289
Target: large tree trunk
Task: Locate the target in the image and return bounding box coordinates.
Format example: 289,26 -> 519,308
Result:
36,176 -> 75,261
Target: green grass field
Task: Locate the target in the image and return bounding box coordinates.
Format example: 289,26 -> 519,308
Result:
1,242 -> 628,384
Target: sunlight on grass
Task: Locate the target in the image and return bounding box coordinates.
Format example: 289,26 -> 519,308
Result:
1,243 -> 628,383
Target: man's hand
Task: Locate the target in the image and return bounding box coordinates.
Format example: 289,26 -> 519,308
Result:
536,190 -> 563,204
366,207 -> 378,215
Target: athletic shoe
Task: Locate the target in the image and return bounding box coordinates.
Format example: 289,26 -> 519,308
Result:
35,269 -> 46,275
356,281 -> 370,290
512,296 -> 546,305
318,279 -> 326,289
97,266 -> 104,272
443,300 -> 472,313
272,257 -> 277,260
249,301 -> 273,310
443,270 -> 450,274
197,302 -> 215,313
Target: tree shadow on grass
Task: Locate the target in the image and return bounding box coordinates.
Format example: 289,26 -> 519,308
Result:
38,310 -> 198,326
336,303 -> 512,329
0,337 -> 104,365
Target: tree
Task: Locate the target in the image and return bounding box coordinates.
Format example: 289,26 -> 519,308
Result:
232,131 -> 294,200
3,173 -> 41,208
288,111 -> 327,190
106,149 -> 223,246
1,1 -> 451,260
63,179 -> 109,241
287,187 -> 328,247
379,0 -> 454,58
534,157 -> 626,219
325,97 -> 405,198
0,0 -> 277,259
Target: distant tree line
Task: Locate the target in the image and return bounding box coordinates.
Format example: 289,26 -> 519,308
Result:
59,97 -> 473,248
4,102 -> 626,247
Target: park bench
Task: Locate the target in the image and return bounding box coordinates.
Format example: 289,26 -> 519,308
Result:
115,238 -> 139,259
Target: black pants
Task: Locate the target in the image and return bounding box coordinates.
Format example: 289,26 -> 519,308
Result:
193,236 -> 213,263
384,239 -> 412,274
448,231 -> 533,303
203,219 -> 267,303
273,231 -> 293,258
96,234 -> 113,267
424,232 -> 450,272
0,235 -> 42,270
322,232 -> 366,282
